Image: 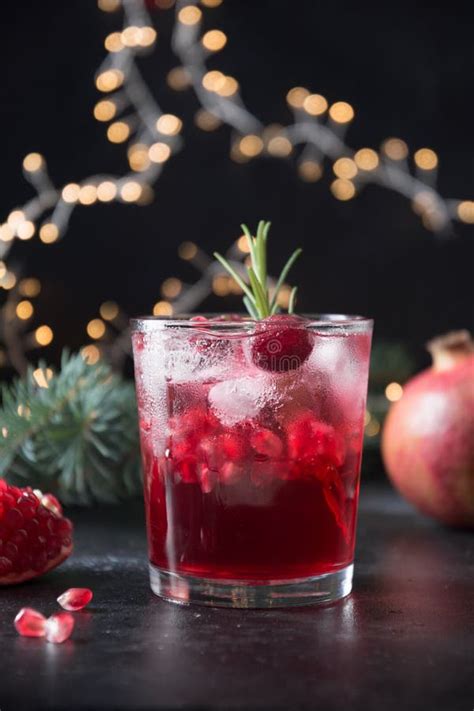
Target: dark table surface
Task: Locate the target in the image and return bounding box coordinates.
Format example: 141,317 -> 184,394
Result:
0,481 -> 472,711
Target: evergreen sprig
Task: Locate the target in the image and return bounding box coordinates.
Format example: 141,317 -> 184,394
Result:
214,220 -> 302,319
0,352 -> 141,505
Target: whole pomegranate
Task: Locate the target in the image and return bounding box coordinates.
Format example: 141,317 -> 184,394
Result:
382,330 -> 474,528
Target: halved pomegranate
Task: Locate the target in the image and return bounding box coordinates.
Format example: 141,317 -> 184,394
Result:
0,481 -> 73,585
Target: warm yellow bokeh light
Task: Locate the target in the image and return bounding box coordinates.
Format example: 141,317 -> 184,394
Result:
201,0 -> 222,6
156,114 -> 182,136
0,224 -> 14,242
178,5 -> 202,25
39,223 -> 59,244
365,418 -> 380,437
153,301 -> 173,316
286,86 -> 309,109
239,134 -> 264,158
19,278 -> 41,298
330,178 -> 356,201
139,27 -> 157,47
212,275 -> 231,296
104,32 -> 123,52
194,109 -> 222,131
121,26 -> 154,48
7,210 -> 25,229
166,67 -> 191,91
202,70 -> 226,92
149,142 -> 171,163
120,181 -> 143,202
0,261 -> 5,279
98,0 -> 121,11
354,148 -> 379,171
267,135 -> 292,157
16,300 -> 34,320
94,99 -> 117,122
35,325 -> 54,346
385,382 -> 403,402
457,200 -> 474,224
79,185 -> 98,205
100,301 -> 119,320
23,152 -> 44,172
303,94 -> 328,116
276,285 -> 291,309
1,272 -> 17,290
97,181 -> 118,202
17,221 -> 35,240
216,76 -> 239,97
81,344 -> 101,365
298,160 -> 323,182
87,318 -> 106,340
381,137 -> 408,160
33,367 -> 53,388
107,121 -> 130,143
236,235 -> 251,253
333,157 -> 357,179
128,144 -> 151,172
178,241 -> 197,260
329,101 -> 355,124
96,69 -> 124,93
202,29 -> 227,51
62,183 -> 81,203
161,278 -> 182,299
414,148 -> 438,171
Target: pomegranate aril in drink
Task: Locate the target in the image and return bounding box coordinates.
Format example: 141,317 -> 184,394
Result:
57,587 -> 93,611
14,607 -> 46,638
45,611 -> 75,644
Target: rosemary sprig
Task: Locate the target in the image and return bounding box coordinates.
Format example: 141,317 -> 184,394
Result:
213,221 -> 302,319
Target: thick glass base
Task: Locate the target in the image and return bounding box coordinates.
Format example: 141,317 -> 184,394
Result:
149,563 -> 353,608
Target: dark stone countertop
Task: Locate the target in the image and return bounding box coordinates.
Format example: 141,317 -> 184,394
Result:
0,482 -> 473,711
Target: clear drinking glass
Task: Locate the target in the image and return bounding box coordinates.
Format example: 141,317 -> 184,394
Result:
131,314 -> 373,607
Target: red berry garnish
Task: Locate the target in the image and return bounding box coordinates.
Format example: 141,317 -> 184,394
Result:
0,482 -> 73,586
251,315 -> 313,372
45,611 -> 75,644
14,607 -> 46,637
57,587 -> 93,611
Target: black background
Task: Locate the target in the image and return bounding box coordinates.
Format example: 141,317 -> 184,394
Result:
1,0 -> 473,366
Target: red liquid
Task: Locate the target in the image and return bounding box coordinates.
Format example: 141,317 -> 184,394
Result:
139,382 -> 364,581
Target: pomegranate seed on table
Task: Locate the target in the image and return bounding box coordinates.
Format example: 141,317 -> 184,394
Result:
14,608 -> 47,638
57,588 -> 93,611
45,612 -> 75,644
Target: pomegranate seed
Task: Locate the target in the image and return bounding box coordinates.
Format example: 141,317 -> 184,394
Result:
57,587 -> 93,611
45,611 -> 75,644
250,427 -> 283,458
14,607 -> 46,637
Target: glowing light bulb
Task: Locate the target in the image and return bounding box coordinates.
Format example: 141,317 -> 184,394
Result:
414,148 -> 438,171
81,344 -> 101,365
166,67 -> 191,91
96,69 -> 124,93
62,183 -> 81,203
87,318 -> 106,339
94,100 -> 116,122
104,32 -> 123,52
153,301 -> 173,316
202,70 -> 226,92
178,241 -> 197,260
107,121 -> 130,143
354,148 -> 379,171
16,300 -> 34,320
215,76 -> 239,97
385,382 -> 403,402
329,101 -> 355,124
35,325 -> 54,346
457,200 -> 474,223
333,157 -> 358,179
17,221 -> 35,240
202,29 -> 227,51
239,134 -> 263,157
39,223 -> 59,244
100,301 -> 119,320
79,185 -> 98,205
161,278 -> 182,298
120,181 -> 142,202
178,5 -> 202,25
128,144 -> 151,172
298,160 -> 323,182
194,109 -> 222,131
149,142 -> 171,163
97,181 -> 117,202
330,178 -> 356,201
381,137 -> 408,160
23,152 -> 44,172
286,87 -> 309,109
156,114 -> 182,136
303,94 -> 328,116
19,278 -> 41,297
267,135 -> 292,157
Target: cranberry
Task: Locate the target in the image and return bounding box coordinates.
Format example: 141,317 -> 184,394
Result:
251,315 -> 313,372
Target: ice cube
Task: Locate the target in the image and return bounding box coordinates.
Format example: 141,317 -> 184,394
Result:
208,373 -> 274,426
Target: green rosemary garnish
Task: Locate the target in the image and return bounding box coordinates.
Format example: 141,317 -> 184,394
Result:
214,221 -> 302,319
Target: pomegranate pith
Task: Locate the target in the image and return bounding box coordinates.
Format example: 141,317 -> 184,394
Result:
0,480 -> 73,585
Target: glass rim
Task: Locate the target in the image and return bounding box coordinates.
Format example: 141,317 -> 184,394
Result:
131,313 -> 373,334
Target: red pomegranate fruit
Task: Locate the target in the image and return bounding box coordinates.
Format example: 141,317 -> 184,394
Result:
0,481 -> 73,585
382,330 -> 474,527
